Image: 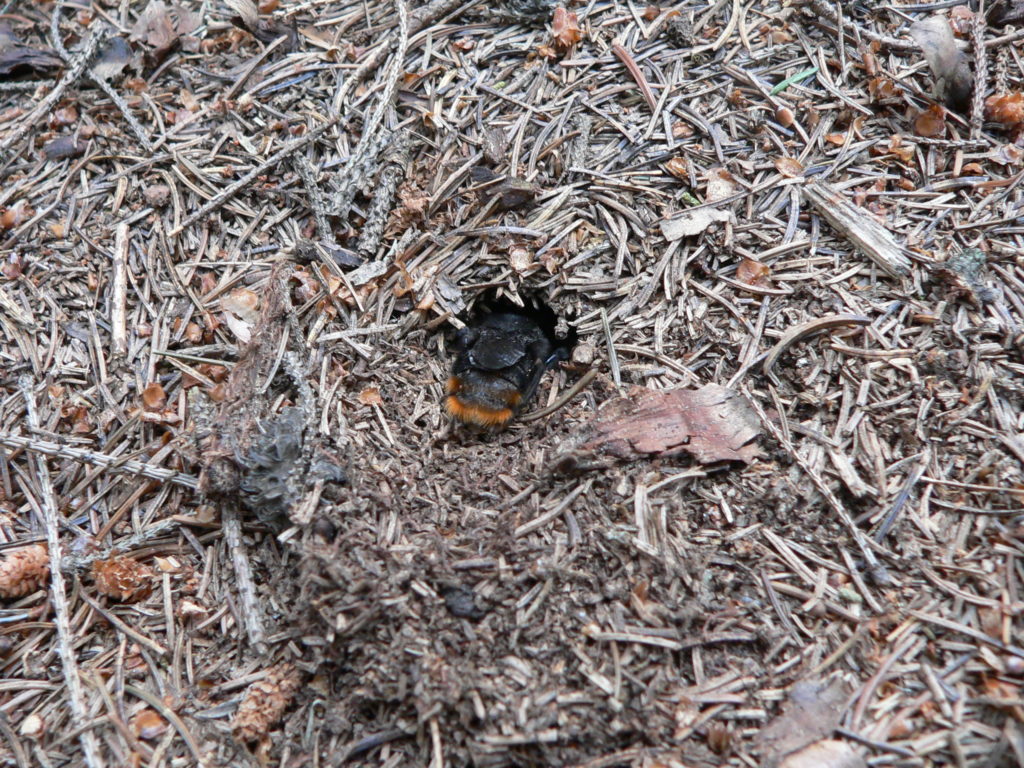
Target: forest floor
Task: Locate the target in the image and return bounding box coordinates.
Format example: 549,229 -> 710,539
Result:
1,1 -> 1024,766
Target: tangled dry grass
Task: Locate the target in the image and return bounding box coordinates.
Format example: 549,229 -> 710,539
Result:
1,0 -> 1024,766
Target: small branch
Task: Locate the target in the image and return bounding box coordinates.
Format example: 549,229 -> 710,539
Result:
168,118 -> 339,236
356,132 -> 410,258
110,223 -> 129,358
330,0 -> 411,220
807,0 -> 917,52
971,0 -> 988,140
222,506 -> 266,649
331,0 -> 462,112
294,154 -> 335,246
19,377 -> 105,768
0,431 -> 199,489
50,5 -> 152,151
0,28 -> 107,161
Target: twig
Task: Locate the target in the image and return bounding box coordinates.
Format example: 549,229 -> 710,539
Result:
19,376 -> 105,768
357,131 -> 410,257
79,590 -> 168,656
807,0 -> 917,51
168,118 -> 340,236
330,0 -> 410,220
110,222 -> 128,358
971,1 -> 988,139
50,5 -> 152,151
762,314 -> 870,384
611,42 -> 657,113
331,0 -> 462,112
742,385 -> 890,585
601,309 -> 620,388
0,28 -> 107,161
294,154 -> 335,246
521,368 -> 597,423
0,432 -> 199,489
222,506 -> 266,649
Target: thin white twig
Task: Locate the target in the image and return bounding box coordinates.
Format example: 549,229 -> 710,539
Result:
19,376 -> 105,768
0,431 -> 199,489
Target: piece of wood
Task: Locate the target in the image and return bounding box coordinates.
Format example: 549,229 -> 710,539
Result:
803,181 -> 912,277
556,383 -> 763,470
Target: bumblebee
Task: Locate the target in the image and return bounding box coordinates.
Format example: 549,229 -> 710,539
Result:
445,292 -> 577,427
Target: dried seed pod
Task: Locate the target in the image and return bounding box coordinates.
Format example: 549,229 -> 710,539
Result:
0,544 -> 49,599
775,106 -> 794,127
92,557 -> 155,603
232,663 -> 302,743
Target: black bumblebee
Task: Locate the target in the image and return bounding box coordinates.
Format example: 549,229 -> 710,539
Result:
445,291 -> 576,427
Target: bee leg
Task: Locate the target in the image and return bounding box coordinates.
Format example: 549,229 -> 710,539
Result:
453,327 -> 478,352
518,341 -> 564,409
518,361 -> 547,409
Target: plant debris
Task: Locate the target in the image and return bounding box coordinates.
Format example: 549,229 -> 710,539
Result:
909,14 -> 973,112
0,24 -> 63,77
938,247 -> 997,304
556,383 -> 763,469
91,557 -> 155,603
231,663 -> 302,744
757,678 -> 852,767
2,1 -> 1024,765
0,544 -> 49,599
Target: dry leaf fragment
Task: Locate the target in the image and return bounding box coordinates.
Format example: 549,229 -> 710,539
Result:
985,92 -> 1024,126
552,8 -> 582,51
226,0 -> 298,48
705,167 -> 738,202
556,383 -> 763,470
736,258 -> 771,286
0,201 -> 33,230
779,740 -> 866,768
43,136 -> 88,161
949,6 -> 974,37
19,713 -> 44,739
142,382 -> 167,411
993,144 -> 1024,165
494,179 -> 538,211
663,157 -> 689,180
867,77 -> 896,101
660,208 -> 734,240
914,104 -> 947,137
132,709 -> 167,740
0,24 -> 63,77
757,678 -> 852,765
178,598 -> 207,618
887,135 -> 915,164
92,557 -> 155,603
0,544 -> 49,598
357,387 -> 383,406
142,184 -> 171,208
232,663 -> 302,743
92,37 -> 132,82
908,15 -> 973,112
774,156 -> 804,178
222,287 -> 260,322
130,2 -> 190,60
